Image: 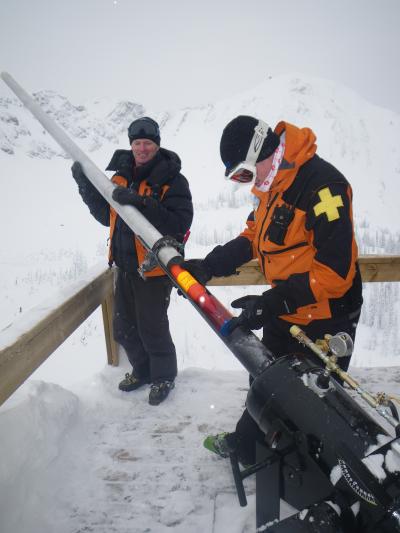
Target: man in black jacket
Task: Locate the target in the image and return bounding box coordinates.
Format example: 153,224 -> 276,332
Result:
71,117 -> 193,405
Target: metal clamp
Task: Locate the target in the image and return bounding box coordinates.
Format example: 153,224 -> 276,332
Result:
137,235 -> 184,279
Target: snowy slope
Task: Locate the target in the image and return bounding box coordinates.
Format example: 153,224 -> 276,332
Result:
1,73 -> 400,227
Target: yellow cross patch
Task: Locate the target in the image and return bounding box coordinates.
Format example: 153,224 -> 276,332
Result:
313,187 -> 343,222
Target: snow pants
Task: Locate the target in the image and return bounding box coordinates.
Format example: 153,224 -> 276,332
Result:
113,268 -> 177,383
234,310 -> 361,466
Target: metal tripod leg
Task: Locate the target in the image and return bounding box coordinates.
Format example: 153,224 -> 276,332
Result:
228,443 -> 282,520
229,451 -> 248,506
256,442 -> 281,529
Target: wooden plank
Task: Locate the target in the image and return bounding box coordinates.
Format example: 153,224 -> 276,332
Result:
208,255 -> 400,286
0,268 -> 114,406
358,255 -> 400,282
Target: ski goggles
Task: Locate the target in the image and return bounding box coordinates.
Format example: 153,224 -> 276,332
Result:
224,162 -> 257,183
224,119 -> 270,184
128,118 -> 160,140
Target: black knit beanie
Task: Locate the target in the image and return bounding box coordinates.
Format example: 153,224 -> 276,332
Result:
220,115 -> 280,172
128,117 -> 161,146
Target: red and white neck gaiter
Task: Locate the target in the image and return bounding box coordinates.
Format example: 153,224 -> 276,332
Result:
254,132 -> 286,193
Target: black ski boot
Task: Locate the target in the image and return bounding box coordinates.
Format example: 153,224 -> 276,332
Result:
118,372 -> 149,392
148,380 -> 175,405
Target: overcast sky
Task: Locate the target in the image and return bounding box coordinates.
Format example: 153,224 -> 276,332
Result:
0,0 -> 399,113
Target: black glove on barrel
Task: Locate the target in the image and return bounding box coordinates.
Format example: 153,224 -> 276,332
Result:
71,161 -> 99,203
71,161 -> 90,187
180,259 -> 213,285
228,289 -> 296,332
112,186 -> 144,208
229,295 -> 266,331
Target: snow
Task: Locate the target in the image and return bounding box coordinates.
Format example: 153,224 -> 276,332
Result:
362,454 -> 386,482
1,73 -> 400,532
386,442 -> 400,474
326,501 -> 342,517
1,368 -> 257,533
330,465 -> 343,486
0,262 -> 107,350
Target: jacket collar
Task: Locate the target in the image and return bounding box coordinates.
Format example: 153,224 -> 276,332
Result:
106,147 -> 182,187
251,121 -> 317,197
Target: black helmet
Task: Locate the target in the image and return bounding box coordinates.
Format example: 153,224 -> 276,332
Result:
220,115 -> 279,174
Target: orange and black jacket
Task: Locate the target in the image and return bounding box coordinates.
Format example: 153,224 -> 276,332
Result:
204,122 -> 362,325
76,148 -> 193,277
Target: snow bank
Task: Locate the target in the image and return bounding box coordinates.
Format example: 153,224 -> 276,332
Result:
0,381 -> 79,532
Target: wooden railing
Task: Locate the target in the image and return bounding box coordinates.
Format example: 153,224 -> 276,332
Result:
1,255 -> 399,406
0,266 -> 118,406
208,255 -> 400,286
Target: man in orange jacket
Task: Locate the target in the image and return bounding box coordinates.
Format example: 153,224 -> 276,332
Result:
182,115 -> 362,465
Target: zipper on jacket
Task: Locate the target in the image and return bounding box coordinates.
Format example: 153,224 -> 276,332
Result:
257,191 -> 279,275
262,241 -> 308,256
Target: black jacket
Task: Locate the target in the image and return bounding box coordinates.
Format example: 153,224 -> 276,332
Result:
76,148 -> 193,273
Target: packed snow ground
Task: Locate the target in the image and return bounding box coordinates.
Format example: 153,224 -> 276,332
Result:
2,366 -> 256,533
1,356 -> 399,533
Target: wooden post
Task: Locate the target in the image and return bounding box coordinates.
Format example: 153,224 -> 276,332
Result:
101,289 -> 119,367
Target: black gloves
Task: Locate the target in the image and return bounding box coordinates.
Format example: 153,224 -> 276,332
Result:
230,295 -> 266,330
71,161 -> 100,203
71,161 -> 90,188
112,186 -> 145,208
228,289 -> 297,332
180,259 -> 213,285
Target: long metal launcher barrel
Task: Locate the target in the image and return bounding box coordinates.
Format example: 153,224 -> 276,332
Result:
1,71 -> 275,377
